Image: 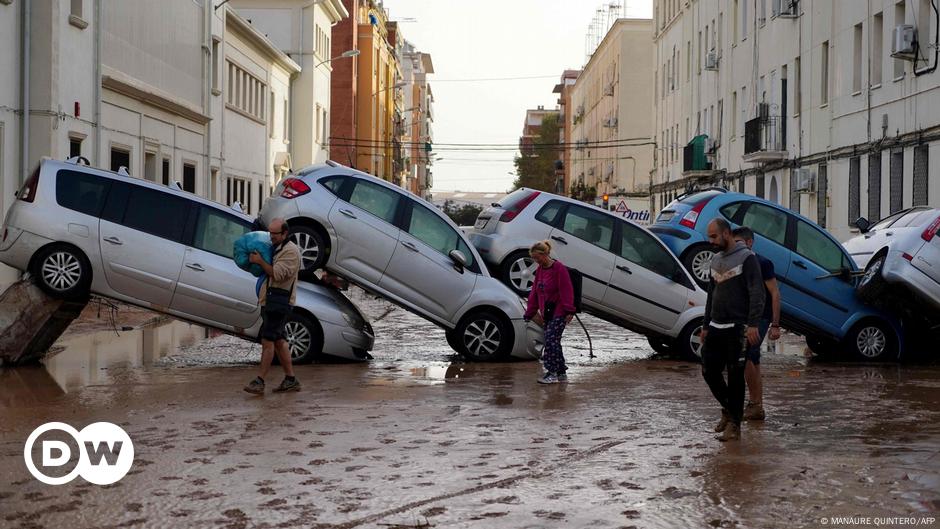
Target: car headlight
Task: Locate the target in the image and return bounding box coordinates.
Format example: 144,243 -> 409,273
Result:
341,312 -> 363,328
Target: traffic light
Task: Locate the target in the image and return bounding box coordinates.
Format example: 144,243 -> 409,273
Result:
424,141 -> 432,153
602,194 -> 609,209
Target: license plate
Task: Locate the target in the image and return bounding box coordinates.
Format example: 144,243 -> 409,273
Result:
474,217 -> 489,229
657,211 -> 675,223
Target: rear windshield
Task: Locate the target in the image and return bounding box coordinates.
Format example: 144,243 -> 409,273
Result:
497,189 -> 537,210
673,190 -> 723,206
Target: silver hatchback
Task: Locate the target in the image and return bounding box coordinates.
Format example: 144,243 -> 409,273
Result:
467,189 -> 707,358
0,158 -> 374,363
256,161 -> 543,362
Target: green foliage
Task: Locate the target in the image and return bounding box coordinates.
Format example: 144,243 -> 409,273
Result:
442,200 -> 484,227
512,113 -> 560,192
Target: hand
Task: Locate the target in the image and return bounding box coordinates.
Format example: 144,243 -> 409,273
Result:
532,313 -> 545,327
248,251 -> 264,265
700,328 -> 708,342
565,314 -> 574,325
768,326 -> 781,341
746,326 -> 761,347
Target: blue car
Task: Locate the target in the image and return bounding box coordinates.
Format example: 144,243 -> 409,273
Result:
650,189 -> 903,361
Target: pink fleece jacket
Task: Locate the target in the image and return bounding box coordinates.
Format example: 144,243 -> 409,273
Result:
524,260 -> 576,321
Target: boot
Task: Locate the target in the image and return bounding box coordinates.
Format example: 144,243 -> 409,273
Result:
716,422 -> 741,442
714,408 -> 731,433
743,401 -> 766,421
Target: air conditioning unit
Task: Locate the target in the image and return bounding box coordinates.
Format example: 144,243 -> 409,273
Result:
792,168 -> 816,193
891,25 -> 917,59
773,0 -> 798,18
704,51 -> 719,71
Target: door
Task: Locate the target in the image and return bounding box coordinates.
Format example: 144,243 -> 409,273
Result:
548,204 -> 616,304
327,178 -> 401,285
784,218 -> 857,335
171,205 -> 260,330
381,200 -> 477,323
98,184 -> 187,307
604,221 -> 691,332
912,212 -> 940,287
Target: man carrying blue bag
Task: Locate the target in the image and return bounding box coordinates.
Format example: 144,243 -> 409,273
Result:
242,218 -> 302,394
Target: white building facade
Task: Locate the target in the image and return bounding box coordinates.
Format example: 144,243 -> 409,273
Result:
653,0 -> 940,241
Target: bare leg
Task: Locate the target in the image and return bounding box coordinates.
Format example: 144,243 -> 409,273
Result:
744,360 -> 762,404
274,339 -> 294,377
259,340 -> 276,380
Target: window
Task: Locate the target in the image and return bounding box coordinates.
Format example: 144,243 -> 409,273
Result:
110,147 -> 129,173
894,208 -> 937,228
870,209 -> 908,231
144,151 -> 157,182
406,203 -> 475,268
162,158 -> 170,186
795,220 -> 847,273
742,0 -> 748,40
619,221 -> 682,280
794,56 -> 802,114
269,91 -> 275,138
890,148 -> 904,214
69,137 -> 82,158
868,152 -> 882,222
535,201 -> 563,225
821,41 -> 829,105
740,203 -> 788,245
183,163 -> 196,193
560,205 -> 614,251
226,177 -> 248,207
71,0 -> 82,18
740,86 -> 747,136
56,170 -> 110,217
69,0 -> 87,28
853,23 -> 863,93
122,187 -> 189,243
756,173 -> 766,199
817,164 -> 828,229
849,156 -> 861,224
873,12 -> 884,85
225,60 -> 267,122
719,201 -> 746,221
895,2 -> 906,78
731,91 -> 737,137
319,175 -> 346,196
193,207 -> 250,259
913,144 -> 929,205
733,0 -> 739,42
283,99 -> 289,141
315,104 -> 322,143
211,39 -> 221,93
348,180 -> 399,223
759,0 -> 766,25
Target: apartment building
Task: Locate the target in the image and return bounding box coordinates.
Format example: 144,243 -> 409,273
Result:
653,0 -> 940,241
553,69 -> 581,195
401,40 -> 435,198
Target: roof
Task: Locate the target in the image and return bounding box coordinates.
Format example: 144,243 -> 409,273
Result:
226,8 -> 302,74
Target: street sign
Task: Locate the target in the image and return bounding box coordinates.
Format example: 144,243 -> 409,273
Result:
614,200 -> 629,213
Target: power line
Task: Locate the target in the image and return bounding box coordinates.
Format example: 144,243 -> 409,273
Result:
329,136 -> 654,147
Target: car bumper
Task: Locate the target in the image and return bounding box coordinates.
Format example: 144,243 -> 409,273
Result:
322,319 -> 375,361
882,251 -> 940,310
257,198 -> 301,229
508,319 -> 544,360
0,229 -> 53,272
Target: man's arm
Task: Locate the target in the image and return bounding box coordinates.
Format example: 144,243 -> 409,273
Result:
270,247 -> 301,282
744,254 -> 765,346
765,276 -> 782,340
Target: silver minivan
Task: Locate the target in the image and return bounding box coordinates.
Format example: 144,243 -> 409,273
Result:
467,189 -> 707,358
256,161 -> 543,362
0,158 -> 374,363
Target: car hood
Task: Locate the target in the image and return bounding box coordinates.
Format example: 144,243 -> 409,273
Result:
297,281 -> 369,325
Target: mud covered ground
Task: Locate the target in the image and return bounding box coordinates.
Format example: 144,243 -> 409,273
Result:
1,289 -> 938,528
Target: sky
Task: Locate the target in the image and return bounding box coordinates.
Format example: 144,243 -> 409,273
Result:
382,0 -> 654,193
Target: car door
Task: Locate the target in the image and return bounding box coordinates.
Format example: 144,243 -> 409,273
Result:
98,182 -> 188,308
170,205 -> 259,331
327,178 -> 402,285
548,204 -> 616,305
912,211 -> 940,287
381,199 -> 478,323
604,220 -> 692,332
783,218 -> 857,336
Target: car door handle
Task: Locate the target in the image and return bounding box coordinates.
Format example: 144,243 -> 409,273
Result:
339,209 -> 357,219
401,241 -> 419,252
185,263 -> 205,272
793,260 -> 807,270
103,236 -> 123,245
616,265 -> 632,274
551,235 -> 568,245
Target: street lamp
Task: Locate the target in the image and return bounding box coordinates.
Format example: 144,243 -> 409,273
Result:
315,49 -> 359,69
372,81 -> 407,96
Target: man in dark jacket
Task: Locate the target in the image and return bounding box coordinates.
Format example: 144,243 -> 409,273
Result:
701,218 -> 765,441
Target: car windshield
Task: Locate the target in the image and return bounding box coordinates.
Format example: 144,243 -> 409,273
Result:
869,209 -> 908,231
666,190 -> 723,209
495,189 -> 536,209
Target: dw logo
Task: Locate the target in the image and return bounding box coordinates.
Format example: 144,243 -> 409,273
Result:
23,422 -> 134,485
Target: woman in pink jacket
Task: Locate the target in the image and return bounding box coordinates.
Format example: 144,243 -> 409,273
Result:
523,240 -> 576,384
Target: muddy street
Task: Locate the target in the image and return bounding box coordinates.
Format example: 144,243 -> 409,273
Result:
1,291 -> 939,529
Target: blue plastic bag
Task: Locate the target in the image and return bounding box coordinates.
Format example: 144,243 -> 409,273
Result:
233,231 -> 272,277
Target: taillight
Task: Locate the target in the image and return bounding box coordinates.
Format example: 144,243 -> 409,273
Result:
921,215 -> 940,242
17,167 -> 40,203
280,178 -> 310,199
499,191 -> 541,222
679,197 -> 712,229
902,252 -> 914,261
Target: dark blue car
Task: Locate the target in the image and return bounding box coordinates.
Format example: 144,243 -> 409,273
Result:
650,189 -> 902,360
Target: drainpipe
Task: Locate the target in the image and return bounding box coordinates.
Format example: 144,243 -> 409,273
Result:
94,0 -> 101,167
19,0 -> 30,184
203,0 -> 212,201
866,0 -> 872,143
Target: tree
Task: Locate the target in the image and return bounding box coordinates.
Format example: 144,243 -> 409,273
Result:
442,201 -> 484,227
512,113 -> 560,192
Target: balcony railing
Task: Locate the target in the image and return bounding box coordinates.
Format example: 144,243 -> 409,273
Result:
743,116 -> 787,162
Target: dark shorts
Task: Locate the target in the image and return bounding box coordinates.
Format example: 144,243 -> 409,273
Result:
745,319 -> 771,364
260,304 -> 291,342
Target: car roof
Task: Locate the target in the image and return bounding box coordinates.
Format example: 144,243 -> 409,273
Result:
517,187 -> 650,227
712,191 -> 849,246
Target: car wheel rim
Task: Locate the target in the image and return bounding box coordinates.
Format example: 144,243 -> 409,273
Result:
691,250 -> 714,283
284,321 -> 312,360
41,252 -> 82,291
464,319 -> 501,358
861,258 -> 883,286
689,325 -> 704,356
856,326 -> 887,358
508,257 -> 537,292
291,232 -> 320,269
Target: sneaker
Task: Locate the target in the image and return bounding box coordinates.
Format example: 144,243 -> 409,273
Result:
716,422 -> 741,442
743,401 -> 766,421
537,373 -> 559,384
243,377 -> 265,395
557,373 -> 568,383
273,377 -> 301,393
713,408 -> 731,433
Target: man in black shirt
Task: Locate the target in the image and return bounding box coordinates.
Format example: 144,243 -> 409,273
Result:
701,218 -> 765,442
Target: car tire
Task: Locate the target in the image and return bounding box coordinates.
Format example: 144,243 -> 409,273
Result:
805,335 -> 839,358
646,336 -> 674,355
844,319 -> 897,361
32,244 -> 92,300
290,225 -> 327,273
675,318 -> 705,361
500,250 -> 537,297
682,245 -> 715,288
453,310 -> 513,361
282,311 -> 324,364
857,254 -> 888,305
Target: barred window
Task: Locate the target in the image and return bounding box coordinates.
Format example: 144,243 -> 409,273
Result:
226,60 -> 267,122
868,152 -> 882,222
848,156 -> 860,225
913,145 -> 929,206
889,148 -> 903,214
817,163 -> 828,229
755,173 -> 765,199
789,169 -> 801,214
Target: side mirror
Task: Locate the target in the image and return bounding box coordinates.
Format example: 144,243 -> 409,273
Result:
449,249 -> 468,269
854,216 -> 871,233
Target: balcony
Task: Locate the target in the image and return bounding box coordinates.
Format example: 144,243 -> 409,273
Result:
682,134 -> 715,178
742,116 -> 788,163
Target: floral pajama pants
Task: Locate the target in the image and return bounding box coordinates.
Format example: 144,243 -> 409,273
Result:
541,317 -> 568,375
